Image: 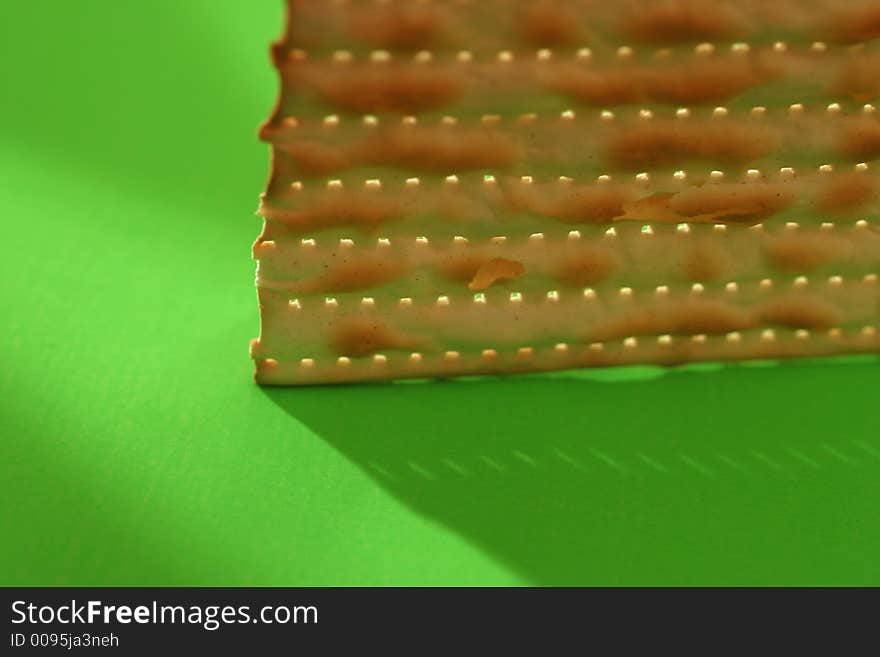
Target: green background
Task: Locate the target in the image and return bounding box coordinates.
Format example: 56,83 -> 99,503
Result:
1,1 -> 878,586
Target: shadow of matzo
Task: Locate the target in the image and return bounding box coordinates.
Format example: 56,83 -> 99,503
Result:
265,360 -> 880,585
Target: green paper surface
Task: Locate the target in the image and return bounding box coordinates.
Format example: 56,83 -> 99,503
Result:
1,1 -> 878,586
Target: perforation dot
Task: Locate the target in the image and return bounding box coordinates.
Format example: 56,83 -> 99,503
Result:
257,240 -> 276,255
